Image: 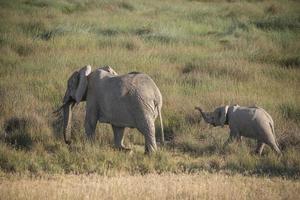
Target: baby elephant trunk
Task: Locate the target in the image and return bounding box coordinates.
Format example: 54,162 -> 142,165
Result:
195,107 -> 210,123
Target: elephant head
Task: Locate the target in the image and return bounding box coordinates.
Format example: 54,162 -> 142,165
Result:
195,105 -> 229,127
54,65 -> 92,144
54,65 -> 118,144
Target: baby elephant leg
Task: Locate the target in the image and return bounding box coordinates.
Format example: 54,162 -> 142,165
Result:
223,128 -> 242,147
255,141 -> 265,155
223,129 -> 239,147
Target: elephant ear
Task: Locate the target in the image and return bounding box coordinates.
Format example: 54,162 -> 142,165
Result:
75,65 -> 92,103
219,105 -> 229,127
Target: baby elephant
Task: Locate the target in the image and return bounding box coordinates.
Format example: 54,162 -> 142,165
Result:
195,105 -> 281,155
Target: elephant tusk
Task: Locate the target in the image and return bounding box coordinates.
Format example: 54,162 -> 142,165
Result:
53,99 -> 77,115
53,102 -> 69,114
53,105 -> 64,114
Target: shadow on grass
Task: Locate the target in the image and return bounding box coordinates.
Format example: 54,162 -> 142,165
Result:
3,117 -> 33,150
173,133 -> 225,157
176,143 -> 300,178
2,115 -> 52,150
279,103 -> 300,123
279,56 -> 300,69
225,154 -> 300,179
254,15 -> 300,31
178,142 -> 221,156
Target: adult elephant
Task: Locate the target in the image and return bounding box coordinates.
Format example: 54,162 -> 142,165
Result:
56,65 -> 164,154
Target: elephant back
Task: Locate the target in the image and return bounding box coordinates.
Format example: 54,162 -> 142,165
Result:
128,71 -> 142,75
121,73 -> 162,106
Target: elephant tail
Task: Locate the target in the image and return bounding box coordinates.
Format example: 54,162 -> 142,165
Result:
269,122 -> 282,155
158,107 -> 165,145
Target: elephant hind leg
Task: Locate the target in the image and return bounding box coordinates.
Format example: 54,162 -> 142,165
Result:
112,125 -> 130,151
267,141 -> 282,155
255,141 -> 265,156
137,120 -> 157,154
129,103 -> 157,154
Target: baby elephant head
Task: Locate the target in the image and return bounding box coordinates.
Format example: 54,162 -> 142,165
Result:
195,105 -> 229,127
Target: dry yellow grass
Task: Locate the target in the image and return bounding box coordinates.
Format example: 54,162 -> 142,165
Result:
0,173 -> 299,200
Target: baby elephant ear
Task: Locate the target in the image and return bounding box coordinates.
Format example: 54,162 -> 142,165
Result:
219,105 -> 229,127
75,65 -> 92,103
104,66 -> 118,75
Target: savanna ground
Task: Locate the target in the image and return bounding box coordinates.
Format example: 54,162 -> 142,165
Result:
0,0 -> 299,199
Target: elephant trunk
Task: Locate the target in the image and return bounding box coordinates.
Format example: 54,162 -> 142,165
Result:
195,107 -> 210,123
63,101 -> 74,144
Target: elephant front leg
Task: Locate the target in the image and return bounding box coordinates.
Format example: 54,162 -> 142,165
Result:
112,125 -> 131,151
84,109 -> 98,141
223,129 -> 240,147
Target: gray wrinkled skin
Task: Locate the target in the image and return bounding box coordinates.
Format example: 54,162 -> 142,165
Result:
61,65 -> 164,154
196,105 -> 281,155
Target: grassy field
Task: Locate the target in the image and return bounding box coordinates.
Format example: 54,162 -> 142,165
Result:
1,172 -> 300,200
0,0 -> 300,198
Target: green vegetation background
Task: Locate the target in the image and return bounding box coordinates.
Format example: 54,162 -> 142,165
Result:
0,0 -> 299,178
